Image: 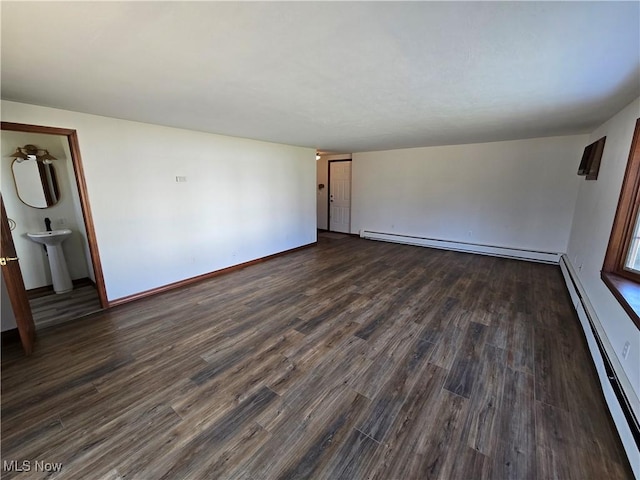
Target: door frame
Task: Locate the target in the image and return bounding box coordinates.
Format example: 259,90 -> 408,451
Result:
327,159 -> 352,233
1,122 -> 108,310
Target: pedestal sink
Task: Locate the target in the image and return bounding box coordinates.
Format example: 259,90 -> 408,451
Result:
27,229 -> 73,294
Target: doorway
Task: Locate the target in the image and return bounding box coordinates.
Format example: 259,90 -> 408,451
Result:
1,122 -> 107,352
328,160 -> 352,234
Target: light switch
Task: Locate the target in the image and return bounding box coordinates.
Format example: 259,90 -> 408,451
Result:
175,176 -> 187,182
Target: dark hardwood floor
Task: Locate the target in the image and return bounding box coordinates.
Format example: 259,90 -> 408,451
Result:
29,285 -> 102,329
1,236 -> 632,479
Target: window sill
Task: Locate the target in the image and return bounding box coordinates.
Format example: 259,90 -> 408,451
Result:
601,272 -> 640,329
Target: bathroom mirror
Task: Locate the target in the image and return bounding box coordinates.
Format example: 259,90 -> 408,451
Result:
11,158 -> 60,208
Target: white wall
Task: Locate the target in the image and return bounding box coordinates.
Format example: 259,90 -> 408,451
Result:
1,101 -> 317,302
1,131 -> 92,289
566,97 -> 640,397
352,135 -> 587,253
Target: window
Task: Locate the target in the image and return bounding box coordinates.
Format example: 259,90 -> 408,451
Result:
602,118 -> 640,328
624,209 -> 640,274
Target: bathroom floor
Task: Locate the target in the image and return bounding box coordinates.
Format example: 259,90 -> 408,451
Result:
29,285 -> 102,329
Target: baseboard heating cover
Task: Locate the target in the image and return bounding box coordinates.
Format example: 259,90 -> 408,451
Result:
359,230 -> 561,264
560,255 -> 640,477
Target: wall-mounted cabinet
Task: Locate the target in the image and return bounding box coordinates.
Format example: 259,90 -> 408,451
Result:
578,136 -> 606,180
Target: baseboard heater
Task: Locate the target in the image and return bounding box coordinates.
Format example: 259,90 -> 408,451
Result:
560,255 -> 640,476
359,230 -> 561,264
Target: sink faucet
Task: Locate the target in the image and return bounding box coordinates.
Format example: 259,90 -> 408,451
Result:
44,217 -> 52,232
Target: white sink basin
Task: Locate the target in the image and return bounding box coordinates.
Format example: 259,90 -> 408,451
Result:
27,229 -> 72,246
27,229 -> 73,294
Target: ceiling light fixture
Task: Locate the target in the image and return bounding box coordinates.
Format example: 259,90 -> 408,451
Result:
9,144 -> 58,164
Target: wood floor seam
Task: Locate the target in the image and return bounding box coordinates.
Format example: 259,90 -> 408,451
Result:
354,427 -> 384,446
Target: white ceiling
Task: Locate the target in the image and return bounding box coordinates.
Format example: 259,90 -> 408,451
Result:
2,2 -> 639,153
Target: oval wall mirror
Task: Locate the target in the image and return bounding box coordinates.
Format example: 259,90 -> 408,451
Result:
11,159 -> 60,208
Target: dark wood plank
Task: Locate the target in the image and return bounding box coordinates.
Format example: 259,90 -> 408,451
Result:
464,343 -> 507,456
492,367 -> 536,480
485,312 -> 512,350
443,321 -> 488,398
426,318 -> 466,370
450,446 -> 491,479
275,392 -> 370,480
157,386 -> 277,479
29,285 -> 102,328
534,324 -> 569,410
507,312 -> 535,374
320,428 -> 381,480
418,296 -> 462,342
236,386 -> 368,478
350,320 -> 422,400
413,389 -> 470,478
367,362 -> 449,480
535,400 -> 575,480
356,339 -> 436,441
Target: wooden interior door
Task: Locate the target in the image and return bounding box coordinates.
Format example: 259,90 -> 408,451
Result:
1,195 -> 35,354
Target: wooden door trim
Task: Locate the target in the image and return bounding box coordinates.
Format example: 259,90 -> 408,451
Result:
1,121 -> 108,308
327,159 -> 352,233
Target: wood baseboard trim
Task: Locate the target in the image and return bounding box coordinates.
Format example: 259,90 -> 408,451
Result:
108,242 -> 318,308
27,277 -> 96,299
